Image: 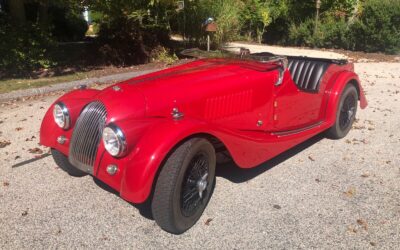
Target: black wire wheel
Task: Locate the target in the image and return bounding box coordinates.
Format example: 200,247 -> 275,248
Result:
152,138 -> 216,234
181,153 -> 210,217
326,84 -> 358,139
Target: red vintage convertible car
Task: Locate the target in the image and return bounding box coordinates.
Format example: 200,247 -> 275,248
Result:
40,49 -> 367,234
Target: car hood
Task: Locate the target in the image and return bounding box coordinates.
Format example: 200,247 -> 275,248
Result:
107,58 -> 279,119
94,84 -> 147,122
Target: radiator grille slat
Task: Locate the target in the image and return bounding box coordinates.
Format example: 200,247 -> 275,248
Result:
69,102 -> 107,174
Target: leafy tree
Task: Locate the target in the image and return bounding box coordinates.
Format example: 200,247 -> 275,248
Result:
349,0 -> 400,53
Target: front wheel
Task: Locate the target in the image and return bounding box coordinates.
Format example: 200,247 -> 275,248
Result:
151,138 -> 216,234
326,84 -> 358,139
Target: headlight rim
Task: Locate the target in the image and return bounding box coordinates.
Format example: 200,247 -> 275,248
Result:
102,123 -> 127,158
53,102 -> 71,130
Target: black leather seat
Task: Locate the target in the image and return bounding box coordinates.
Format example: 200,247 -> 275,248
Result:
288,58 -> 330,92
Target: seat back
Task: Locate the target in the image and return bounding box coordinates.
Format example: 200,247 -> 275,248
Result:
288,58 -> 330,92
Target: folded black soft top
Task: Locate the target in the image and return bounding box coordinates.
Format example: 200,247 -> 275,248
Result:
251,52 -> 348,65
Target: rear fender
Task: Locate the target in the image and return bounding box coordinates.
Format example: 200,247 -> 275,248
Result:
324,71 -> 367,125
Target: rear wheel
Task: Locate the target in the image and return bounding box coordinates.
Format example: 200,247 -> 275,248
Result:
51,149 -> 87,177
152,138 -> 216,234
326,84 -> 358,139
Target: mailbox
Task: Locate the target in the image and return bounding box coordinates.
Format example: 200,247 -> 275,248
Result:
205,22 -> 217,32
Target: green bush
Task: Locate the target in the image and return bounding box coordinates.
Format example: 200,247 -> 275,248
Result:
0,14 -> 56,78
97,17 -> 170,66
348,0 -> 400,53
315,16 -> 350,49
288,19 -> 314,47
287,0 -> 400,54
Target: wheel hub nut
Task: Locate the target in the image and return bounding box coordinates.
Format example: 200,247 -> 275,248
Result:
197,179 -> 207,198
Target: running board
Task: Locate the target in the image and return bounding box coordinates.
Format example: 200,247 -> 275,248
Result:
272,121 -> 324,137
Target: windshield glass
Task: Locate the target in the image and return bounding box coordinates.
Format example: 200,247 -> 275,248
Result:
181,47 -> 286,64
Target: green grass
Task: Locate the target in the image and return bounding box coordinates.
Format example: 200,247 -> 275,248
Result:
0,72 -> 92,94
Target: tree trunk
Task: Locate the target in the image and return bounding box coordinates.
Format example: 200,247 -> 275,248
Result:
9,0 -> 26,24
39,0 -> 49,29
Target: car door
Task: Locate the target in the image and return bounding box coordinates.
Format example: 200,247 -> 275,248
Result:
272,70 -> 325,131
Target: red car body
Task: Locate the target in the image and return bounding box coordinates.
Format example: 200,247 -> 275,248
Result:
40,55 -> 367,204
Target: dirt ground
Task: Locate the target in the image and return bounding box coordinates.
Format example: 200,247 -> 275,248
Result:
231,41 -> 400,63
0,54 -> 399,248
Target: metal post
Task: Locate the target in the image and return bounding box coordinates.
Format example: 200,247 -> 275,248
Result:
207,34 -> 210,51
183,0 -> 186,46
315,0 -> 321,35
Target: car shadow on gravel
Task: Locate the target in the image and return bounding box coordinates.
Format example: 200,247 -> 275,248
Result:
93,178 -> 154,221
92,133 -> 325,222
216,133 -> 325,183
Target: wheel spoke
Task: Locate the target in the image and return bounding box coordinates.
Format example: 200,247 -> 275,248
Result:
180,153 -> 210,217
338,94 -> 357,130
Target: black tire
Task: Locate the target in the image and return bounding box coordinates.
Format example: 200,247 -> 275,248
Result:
152,138 -> 216,234
326,84 -> 358,139
51,149 -> 87,177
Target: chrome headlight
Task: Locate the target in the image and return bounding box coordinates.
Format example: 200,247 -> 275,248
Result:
53,102 -> 70,129
102,124 -> 127,157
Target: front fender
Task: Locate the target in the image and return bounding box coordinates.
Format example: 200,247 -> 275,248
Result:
40,89 -> 100,154
324,71 -> 367,126
118,118 -> 218,203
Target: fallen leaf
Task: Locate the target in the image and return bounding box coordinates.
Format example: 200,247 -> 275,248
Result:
15,127 -> 23,131
273,204 -> 281,210
352,125 -> 366,130
14,156 -> 21,160
205,218 -> 213,226
25,136 -> 36,141
361,173 -> 370,178
308,156 -> 315,161
101,235 -> 110,241
370,242 -> 376,246
28,148 -> 43,154
315,178 -> 321,183
0,140 -> 11,148
343,187 -> 356,197
19,118 -> 27,122
357,219 -> 368,230
347,225 -> 357,233
21,210 -> 28,216
3,181 -> 9,187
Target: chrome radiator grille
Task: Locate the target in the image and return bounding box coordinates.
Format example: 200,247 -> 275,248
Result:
69,101 -> 107,174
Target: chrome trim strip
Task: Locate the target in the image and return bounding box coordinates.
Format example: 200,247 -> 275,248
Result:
271,121 -> 324,137
55,102 -> 71,130
104,123 -> 127,158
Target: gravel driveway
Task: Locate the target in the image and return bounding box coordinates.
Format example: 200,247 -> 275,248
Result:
0,62 -> 399,249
